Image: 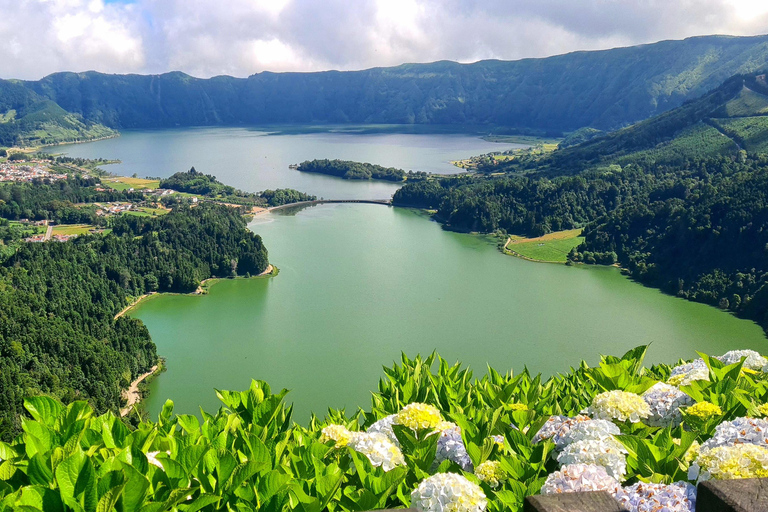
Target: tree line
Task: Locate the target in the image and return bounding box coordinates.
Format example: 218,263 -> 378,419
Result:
0,198 -> 269,439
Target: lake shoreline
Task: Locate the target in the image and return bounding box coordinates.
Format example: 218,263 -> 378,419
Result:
113,264 -> 278,320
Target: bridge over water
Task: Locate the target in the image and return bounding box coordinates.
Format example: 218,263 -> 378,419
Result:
267,199 -> 391,211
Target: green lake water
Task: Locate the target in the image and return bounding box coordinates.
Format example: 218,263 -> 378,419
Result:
133,204 -> 767,421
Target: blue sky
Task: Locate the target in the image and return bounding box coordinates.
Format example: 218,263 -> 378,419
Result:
1,0 -> 767,80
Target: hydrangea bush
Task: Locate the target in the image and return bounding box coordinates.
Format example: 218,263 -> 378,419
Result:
2,346 -> 768,512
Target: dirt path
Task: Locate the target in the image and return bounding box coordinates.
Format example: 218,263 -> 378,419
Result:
43,224 -> 53,241
114,293 -> 153,320
120,365 -> 158,417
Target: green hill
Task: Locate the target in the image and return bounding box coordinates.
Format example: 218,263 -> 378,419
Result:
0,81 -> 116,147
4,34 -> 768,134
542,72 -> 768,172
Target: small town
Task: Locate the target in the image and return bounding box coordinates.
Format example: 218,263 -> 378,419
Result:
0,162 -> 67,182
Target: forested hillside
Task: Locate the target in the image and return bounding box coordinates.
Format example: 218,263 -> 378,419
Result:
0,80 -> 115,147
0,202 -> 269,439
2,35 -> 767,134
160,167 -> 316,206
297,159 -> 408,181
394,70 -> 768,335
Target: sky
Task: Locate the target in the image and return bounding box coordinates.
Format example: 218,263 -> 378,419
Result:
1,0 -> 768,80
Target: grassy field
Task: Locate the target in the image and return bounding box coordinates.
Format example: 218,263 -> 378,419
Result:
51,224 -> 94,236
124,207 -> 170,217
102,177 -> 160,191
8,221 -> 45,235
713,116 -> 768,153
505,229 -> 584,263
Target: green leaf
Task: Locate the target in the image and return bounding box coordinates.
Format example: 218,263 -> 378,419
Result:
14,486 -> 64,512
177,415 -> 200,434
258,471 -> 290,503
96,481 -> 126,512
27,454 -> 54,486
24,397 -> 64,427
120,464 -> 150,512
182,495 -> 221,512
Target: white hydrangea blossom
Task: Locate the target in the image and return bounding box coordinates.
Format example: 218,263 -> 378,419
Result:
541,464 -> 621,495
347,432 -> 405,472
556,438 -> 628,481
699,417 -> 768,452
557,419 -> 620,450
668,359 -> 710,387
616,481 -> 696,512
587,390 -> 651,423
411,473 -> 487,512
433,423 -> 473,471
716,350 -> 768,370
642,382 -> 693,427
366,414 -> 400,447
532,415 -> 591,445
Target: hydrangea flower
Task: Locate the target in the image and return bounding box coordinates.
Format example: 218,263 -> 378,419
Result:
347,432 -> 405,472
532,415 -> 591,445
587,390 -> 651,423
557,419 -> 620,450
319,424 -> 354,448
688,444 -> 768,482
684,402 -> 722,421
756,403 -> 768,417
616,481 -> 696,512
367,414 -> 399,447
508,403 -> 528,412
642,382 -> 693,427
475,460 -> 506,488
541,464 -> 621,495
395,403 -> 443,431
684,440 -> 701,465
700,417 -> 768,451
556,438 -> 628,481
433,422 -> 473,471
717,350 -> 768,370
668,359 -> 709,387
411,473 -> 487,512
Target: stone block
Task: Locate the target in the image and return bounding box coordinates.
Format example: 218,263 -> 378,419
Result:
697,478 -> 768,512
524,491 -> 627,512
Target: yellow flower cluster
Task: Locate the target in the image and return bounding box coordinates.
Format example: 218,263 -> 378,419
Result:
685,402 -> 723,421
667,374 -> 685,386
694,444 -> 768,481
320,424 -> 353,448
475,460 -> 506,488
395,403 -> 443,430
507,403 -> 528,412
757,403 -> 768,417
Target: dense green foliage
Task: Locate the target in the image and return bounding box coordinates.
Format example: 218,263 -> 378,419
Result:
557,127 -> 604,149
0,346 -> 766,511
0,198 -> 269,439
160,168 -> 315,206
2,35 -> 767,134
393,169 -> 628,236
297,159 -> 407,181
572,156 -> 768,328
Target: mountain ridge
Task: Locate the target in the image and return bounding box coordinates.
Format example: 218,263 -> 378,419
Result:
1,33 -> 767,139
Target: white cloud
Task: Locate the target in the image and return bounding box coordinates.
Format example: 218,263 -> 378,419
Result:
0,0 -> 767,80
